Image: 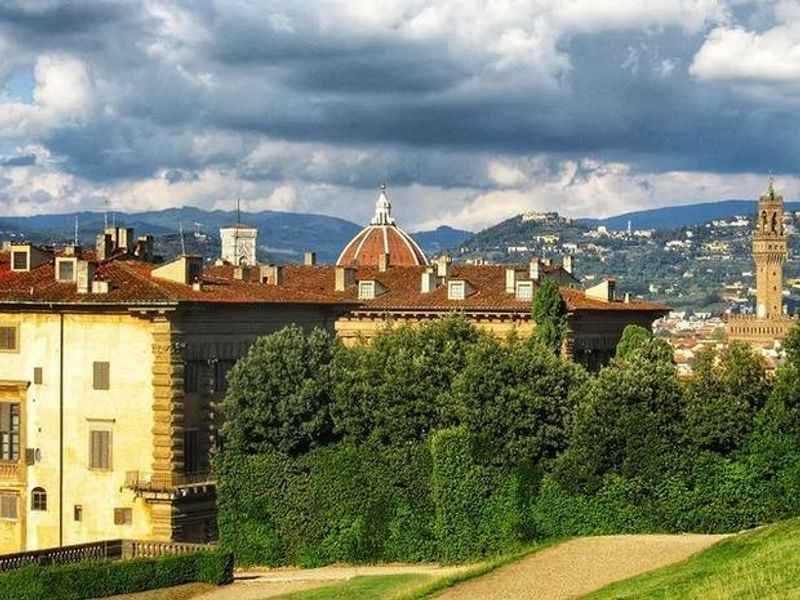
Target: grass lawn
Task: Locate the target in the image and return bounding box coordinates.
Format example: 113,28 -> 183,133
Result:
586,519 -> 800,599
270,574 -> 434,600
269,539 -> 561,600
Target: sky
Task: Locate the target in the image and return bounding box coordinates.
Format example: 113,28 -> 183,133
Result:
1,1 -> 800,232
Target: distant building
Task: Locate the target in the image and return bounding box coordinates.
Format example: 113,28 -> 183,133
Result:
219,221 -> 257,267
727,183 -> 797,343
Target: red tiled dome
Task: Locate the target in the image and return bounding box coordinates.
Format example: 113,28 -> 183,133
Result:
336,186 -> 429,268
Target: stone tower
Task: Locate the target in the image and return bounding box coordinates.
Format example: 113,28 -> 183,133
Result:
753,182 -> 787,318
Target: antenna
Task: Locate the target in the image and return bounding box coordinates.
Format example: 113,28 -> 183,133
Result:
74,216 -> 79,246
104,199 -> 109,230
179,220 -> 186,255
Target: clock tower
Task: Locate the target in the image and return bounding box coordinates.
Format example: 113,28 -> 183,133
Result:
753,181 -> 787,318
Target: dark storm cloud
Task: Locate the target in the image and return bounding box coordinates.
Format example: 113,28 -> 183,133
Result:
0,0 -> 795,193
0,154 -> 36,167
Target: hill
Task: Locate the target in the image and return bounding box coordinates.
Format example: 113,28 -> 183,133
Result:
582,199 -> 800,231
588,519 -> 800,599
0,208 -> 469,264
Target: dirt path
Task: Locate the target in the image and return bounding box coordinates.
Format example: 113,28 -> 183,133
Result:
191,563 -> 473,600
434,534 -> 728,600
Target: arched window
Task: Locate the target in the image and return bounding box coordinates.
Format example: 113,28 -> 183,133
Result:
771,212 -> 778,233
31,487 -> 47,511
762,211 -> 768,230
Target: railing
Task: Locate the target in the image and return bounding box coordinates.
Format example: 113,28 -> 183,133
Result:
0,539 -> 213,573
124,470 -> 216,494
0,462 -> 19,482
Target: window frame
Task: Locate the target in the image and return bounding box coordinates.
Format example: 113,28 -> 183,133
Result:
114,507 -> 132,526
0,324 -> 19,354
74,505 -> 83,522
89,430 -> 112,471
0,403 -> 21,462
92,361 -> 110,391
56,258 -> 76,282
0,494 -> 18,521
31,487 -> 47,512
448,280 -> 466,301
11,251 -> 28,272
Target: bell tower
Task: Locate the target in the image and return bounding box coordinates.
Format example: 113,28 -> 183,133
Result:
753,181 -> 787,318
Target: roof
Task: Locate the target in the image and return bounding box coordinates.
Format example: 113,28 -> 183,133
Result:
337,225 -> 428,268
336,185 -> 429,268
0,249 -> 668,315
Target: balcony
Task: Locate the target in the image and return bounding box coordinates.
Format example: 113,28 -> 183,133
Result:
0,462 -> 21,485
124,470 -> 215,500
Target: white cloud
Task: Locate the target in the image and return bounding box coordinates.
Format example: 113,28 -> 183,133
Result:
488,160 -> 528,187
691,24 -> 800,83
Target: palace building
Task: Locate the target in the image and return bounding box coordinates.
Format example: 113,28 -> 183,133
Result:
727,183 -> 797,344
0,187 -> 667,553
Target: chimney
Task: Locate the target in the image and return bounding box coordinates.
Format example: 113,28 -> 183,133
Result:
91,280 -> 111,294
421,267 -> 438,293
304,251 -> 316,266
64,244 -> 81,257
436,255 -> 452,279
505,267 -> 522,294
624,292 -> 631,303
530,258 -> 541,281
76,260 -> 97,294
586,279 -> 616,302
118,227 -> 134,253
335,266 -> 357,291
563,255 -> 574,274
96,233 -> 113,261
378,252 -> 390,272
542,257 -> 551,267
260,264 -> 283,285
135,235 -> 154,262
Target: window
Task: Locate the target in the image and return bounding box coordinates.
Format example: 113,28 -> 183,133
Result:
57,259 -> 75,282
89,430 -> 112,470
0,403 -> 20,462
0,326 -> 17,352
74,505 -> 83,522
11,251 -> 27,271
93,362 -> 110,390
358,281 -> 375,300
184,429 -> 200,474
515,281 -> 534,301
114,508 -> 132,526
0,494 -> 17,520
31,487 -> 47,511
33,367 -> 43,385
448,280 -> 465,300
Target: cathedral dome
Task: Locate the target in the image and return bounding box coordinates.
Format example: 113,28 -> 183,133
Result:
337,185 -> 429,268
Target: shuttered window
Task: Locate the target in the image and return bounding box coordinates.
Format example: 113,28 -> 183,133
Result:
0,403 -> 20,462
114,508 -> 132,526
0,495 -> 17,520
93,362 -> 110,390
11,251 -> 27,271
89,430 -> 112,470
0,326 -> 17,352
33,367 -> 43,385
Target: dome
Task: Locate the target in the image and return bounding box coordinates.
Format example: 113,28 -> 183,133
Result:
337,185 -> 429,268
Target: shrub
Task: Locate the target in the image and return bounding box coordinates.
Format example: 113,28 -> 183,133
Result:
223,325 -> 337,456
0,550 -> 233,600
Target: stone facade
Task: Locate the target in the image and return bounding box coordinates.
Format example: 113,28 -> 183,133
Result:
728,184 -> 798,344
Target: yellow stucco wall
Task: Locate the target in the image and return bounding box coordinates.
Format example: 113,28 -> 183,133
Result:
0,311 -> 157,552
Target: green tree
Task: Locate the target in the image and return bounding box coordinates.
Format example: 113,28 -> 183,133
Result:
331,317 -> 485,446
615,325 -> 652,360
222,325 -> 336,456
554,345 -> 685,493
532,278 -> 567,354
450,335 -> 587,466
684,342 -> 768,454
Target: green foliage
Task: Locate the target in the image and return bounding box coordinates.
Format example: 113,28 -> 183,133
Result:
223,325 -> 337,456
554,349 -> 685,494
614,325 -> 652,360
450,335 -> 586,466
532,278 -> 567,354
331,317 -> 484,446
684,342 -> 769,453
0,551 -> 233,600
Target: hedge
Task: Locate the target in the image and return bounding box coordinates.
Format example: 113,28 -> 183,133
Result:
0,549 -> 233,600
217,429 -> 535,566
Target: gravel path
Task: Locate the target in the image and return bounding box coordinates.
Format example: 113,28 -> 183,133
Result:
191,563 -> 473,600
434,534 -> 728,600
